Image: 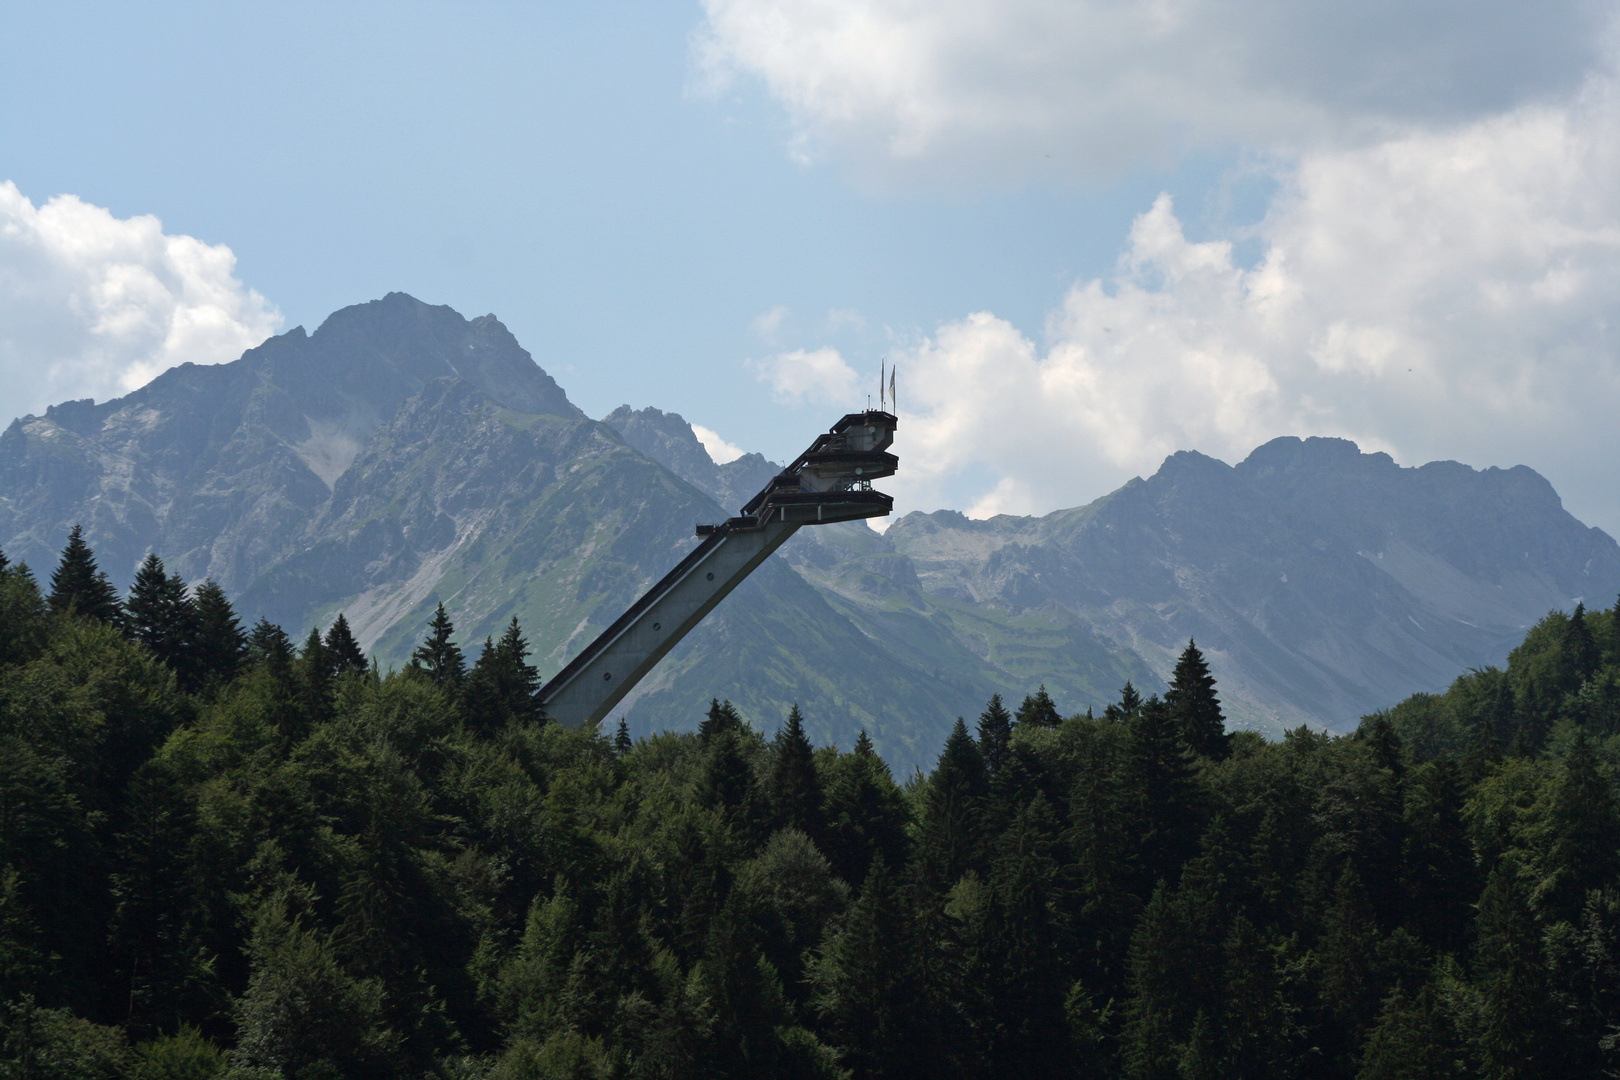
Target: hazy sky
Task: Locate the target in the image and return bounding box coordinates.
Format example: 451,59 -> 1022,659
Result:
4,1 -> 1619,536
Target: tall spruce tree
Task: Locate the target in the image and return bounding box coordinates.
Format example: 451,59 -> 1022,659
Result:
1401,759 -> 1475,953
1106,680 -> 1143,723
822,730 -> 910,888
495,617 -> 543,722
1474,863 -> 1556,1079
984,793 -> 1069,1078
915,718 -> 989,891
322,614 -> 366,676
47,525 -> 123,627
0,552 -> 49,667
1540,730 -> 1620,921
700,698 -> 744,741
298,628 -> 333,726
1015,685 -> 1062,728
769,705 -> 822,840
809,855 -> 920,1078
125,554 -> 199,689
410,603 -> 464,688
1565,602 -> 1601,689
1121,694 -> 1202,892
463,618 -> 544,730
1356,979 -> 1466,1080
191,579 -> 247,685
977,694 -> 1013,775
248,617 -> 295,669
1166,640 -> 1229,760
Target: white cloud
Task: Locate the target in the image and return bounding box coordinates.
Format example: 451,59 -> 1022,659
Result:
749,345 -> 862,405
692,423 -> 746,464
697,0 -> 1612,185
0,181 -> 281,423
878,74 -> 1620,534
752,304 -> 789,342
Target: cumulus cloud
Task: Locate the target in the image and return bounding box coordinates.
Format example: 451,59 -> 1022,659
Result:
878,74 -> 1620,533
697,0 -> 1612,184
749,345 -> 862,405
0,181 -> 281,423
692,423 -> 747,465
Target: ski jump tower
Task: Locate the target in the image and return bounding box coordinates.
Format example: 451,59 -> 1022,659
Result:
538,409 -> 898,728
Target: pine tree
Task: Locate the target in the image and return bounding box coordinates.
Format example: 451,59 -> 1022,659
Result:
1015,685 -> 1062,728
1464,675 -> 1510,784
700,698 -> 744,741
915,718 -> 989,891
984,793 -> 1069,1078
47,524 -> 123,627
125,553 -> 200,689
701,727 -> 756,824
977,694 -> 1013,775
1539,730 -> 1620,921
191,579 -> 246,685
1166,640 -> 1229,760
496,616 -> 543,722
108,760 -> 208,1036
1401,759 -> 1475,953
1315,868 -> 1384,1073
769,705 -> 822,840
822,731 -> 910,888
1120,694 -> 1201,891
1106,681 -> 1143,723
248,617 -> 295,669
464,617 -> 544,730
809,855 -> 921,1078
613,719 -> 632,755
1474,863 -> 1555,1079
0,553 -> 49,667
409,603 -> 464,688
1121,883 -> 1196,1080
1356,979 -> 1465,1080
323,613 -> 366,675
1564,602 -> 1601,688
1220,915 -> 1288,1078
298,627 -> 333,726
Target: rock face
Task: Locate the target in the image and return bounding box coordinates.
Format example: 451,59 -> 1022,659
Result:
0,293 -> 580,591
3,292 -> 1614,763
602,405 -> 779,513
799,439 -> 1620,734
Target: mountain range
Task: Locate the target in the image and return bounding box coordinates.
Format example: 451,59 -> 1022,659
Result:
4,293 -> 1615,770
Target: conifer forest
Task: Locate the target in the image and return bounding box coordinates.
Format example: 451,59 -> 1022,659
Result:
4,528 -> 1620,1079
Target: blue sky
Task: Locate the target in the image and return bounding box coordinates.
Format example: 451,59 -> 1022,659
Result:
5,1 -> 1620,539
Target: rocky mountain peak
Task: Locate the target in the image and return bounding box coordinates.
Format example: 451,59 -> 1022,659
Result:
603,404 -> 779,512
254,292 -> 582,422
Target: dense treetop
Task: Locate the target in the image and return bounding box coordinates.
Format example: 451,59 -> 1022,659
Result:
0,529 -> 1618,1078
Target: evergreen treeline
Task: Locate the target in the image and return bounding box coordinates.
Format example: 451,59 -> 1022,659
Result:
2,529 -> 1620,1079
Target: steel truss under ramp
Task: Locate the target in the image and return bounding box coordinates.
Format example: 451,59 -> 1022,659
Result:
538,410 -> 898,728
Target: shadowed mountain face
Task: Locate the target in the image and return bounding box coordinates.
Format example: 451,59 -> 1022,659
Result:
2,292 -> 1613,762
846,439 -> 1620,732
0,293 -> 580,591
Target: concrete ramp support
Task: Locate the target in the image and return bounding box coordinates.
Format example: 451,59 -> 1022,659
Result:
539,410 -> 897,727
